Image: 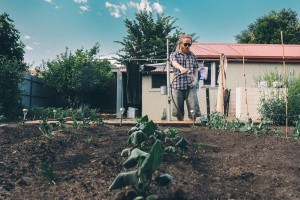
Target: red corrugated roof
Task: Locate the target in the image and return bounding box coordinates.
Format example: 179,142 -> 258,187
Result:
115,43 -> 300,73
191,43 -> 300,62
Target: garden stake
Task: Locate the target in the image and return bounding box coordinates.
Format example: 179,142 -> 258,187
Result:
190,109 -> 195,127
120,107 -> 125,127
242,48 -> 249,120
281,31 -> 288,138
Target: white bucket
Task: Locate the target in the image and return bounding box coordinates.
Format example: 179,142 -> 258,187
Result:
127,107 -> 137,118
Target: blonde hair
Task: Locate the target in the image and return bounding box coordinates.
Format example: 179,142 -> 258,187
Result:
175,34 -> 193,51
179,34 -> 193,44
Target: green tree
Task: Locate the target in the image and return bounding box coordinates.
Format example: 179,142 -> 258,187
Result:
0,13 -> 27,120
235,9 -> 300,44
39,43 -> 113,108
116,10 -> 197,65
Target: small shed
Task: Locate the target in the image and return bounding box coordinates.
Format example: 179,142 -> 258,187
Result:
113,43 -> 300,121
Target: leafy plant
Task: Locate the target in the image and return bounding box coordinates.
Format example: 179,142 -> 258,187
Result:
239,118 -> 271,135
110,115 -> 190,199
56,118 -> 66,131
293,116 -> 300,140
161,108 -> 167,120
109,140 -> 172,199
93,117 -> 104,126
206,112 -> 229,130
72,117 -> 80,129
39,44 -> 113,108
274,128 -> 279,137
39,118 -> 53,138
0,114 -> 6,123
0,13 -> 27,121
82,117 -> 91,127
197,143 -> 204,151
254,67 -> 282,88
40,162 -> 57,180
258,90 -> 286,125
258,70 -> 300,126
229,118 -> 243,132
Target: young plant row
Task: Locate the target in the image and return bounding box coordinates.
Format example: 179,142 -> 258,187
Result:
207,112 -> 300,140
24,106 -> 99,121
109,115 -> 189,200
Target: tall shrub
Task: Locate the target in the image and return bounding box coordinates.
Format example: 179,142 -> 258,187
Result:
258,75 -> 300,125
39,43 -> 113,108
0,13 -> 27,120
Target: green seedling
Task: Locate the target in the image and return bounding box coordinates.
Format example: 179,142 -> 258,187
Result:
40,162 -> 57,181
56,118 -> 66,130
39,118 -> 53,138
197,143 -> 204,151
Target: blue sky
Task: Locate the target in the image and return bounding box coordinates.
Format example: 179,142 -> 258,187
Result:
1,0 -> 299,66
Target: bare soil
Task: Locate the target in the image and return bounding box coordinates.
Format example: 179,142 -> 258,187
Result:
0,122 -> 300,200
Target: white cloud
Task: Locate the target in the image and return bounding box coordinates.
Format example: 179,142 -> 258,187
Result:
105,2 -> 127,18
152,2 -> 163,13
80,5 -> 89,11
128,0 -> 163,13
24,35 -> 31,40
128,0 -> 151,13
74,0 -> 88,3
26,46 -> 34,51
174,8 -> 181,12
44,0 -> 52,3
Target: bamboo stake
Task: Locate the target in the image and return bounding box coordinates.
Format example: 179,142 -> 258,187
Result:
281,31 -> 288,138
242,48 -> 249,119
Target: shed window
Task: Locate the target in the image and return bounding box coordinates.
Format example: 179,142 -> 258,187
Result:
151,74 -> 167,88
202,62 -> 220,87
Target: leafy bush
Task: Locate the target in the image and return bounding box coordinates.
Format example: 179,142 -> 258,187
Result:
0,13 -> 27,121
287,77 -> 300,122
0,57 -> 26,120
293,116 -> 300,140
39,44 -> 113,108
258,90 -> 286,125
254,67 -> 282,87
259,76 -> 300,125
207,113 -> 271,135
206,112 -> 229,130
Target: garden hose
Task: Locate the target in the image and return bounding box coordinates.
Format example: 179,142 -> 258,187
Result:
169,70 -> 194,120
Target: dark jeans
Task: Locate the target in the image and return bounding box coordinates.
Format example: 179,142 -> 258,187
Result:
172,87 -> 201,119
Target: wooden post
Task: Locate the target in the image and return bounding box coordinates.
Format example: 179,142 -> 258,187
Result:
242,48 -> 249,120
281,31 -> 288,137
206,88 -> 210,121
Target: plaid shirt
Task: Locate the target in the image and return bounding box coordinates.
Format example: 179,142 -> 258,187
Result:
170,50 -> 199,90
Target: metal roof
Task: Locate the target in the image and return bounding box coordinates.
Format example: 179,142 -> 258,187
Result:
191,43 -> 300,62
119,63 -> 172,73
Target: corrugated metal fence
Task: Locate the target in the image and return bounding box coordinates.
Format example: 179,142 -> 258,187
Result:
21,74 -> 50,108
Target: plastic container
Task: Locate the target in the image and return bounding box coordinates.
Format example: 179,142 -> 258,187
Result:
127,107 -> 137,118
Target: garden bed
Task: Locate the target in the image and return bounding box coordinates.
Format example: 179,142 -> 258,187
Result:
0,123 -> 299,199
